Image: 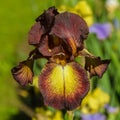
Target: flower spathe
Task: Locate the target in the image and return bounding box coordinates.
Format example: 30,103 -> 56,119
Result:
11,7 -> 110,110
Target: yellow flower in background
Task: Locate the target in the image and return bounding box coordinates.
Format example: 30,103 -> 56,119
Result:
58,0 -> 93,26
34,108 -> 63,120
83,16 -> 93,27
58,5 -> 68,12
74,1 -> 93,26
93,88 -> 110,107
81,88 -> 110,114
52,111 -> 63,120
75,1 -> 93,16
81,94 -> 100,114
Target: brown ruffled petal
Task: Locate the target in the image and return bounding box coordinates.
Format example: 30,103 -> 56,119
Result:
50,12 -> 89,54
28,6 -> 59,46
39,62 -> 89,110
85,57 -> 110,78
36,6 -> 59,32
11,60 -> 34,86
28,22 -> 44,45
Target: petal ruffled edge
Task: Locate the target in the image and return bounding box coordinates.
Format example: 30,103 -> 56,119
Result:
11,59 -> 34,86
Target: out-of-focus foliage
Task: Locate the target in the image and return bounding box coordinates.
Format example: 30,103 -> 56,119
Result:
1,0 -> 120,120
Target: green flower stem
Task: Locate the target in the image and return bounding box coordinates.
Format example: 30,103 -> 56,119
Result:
64,111 -> 74,120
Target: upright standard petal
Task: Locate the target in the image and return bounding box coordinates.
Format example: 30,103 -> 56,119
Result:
11,60 -> 34,86
39,62 -> 89,110
50,12 -> 89,54
28,6 -> 59,45
28,22 -> 44,45
36,6 -> 59,32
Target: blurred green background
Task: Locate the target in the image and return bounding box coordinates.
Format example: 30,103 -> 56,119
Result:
0,0 -> 120,120
0,1 -> 56,119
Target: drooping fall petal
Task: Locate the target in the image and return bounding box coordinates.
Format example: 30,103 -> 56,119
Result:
39,62 -> 89,110
78,49 -> 110,78
50,12 -> 89,54
85,57 -> 110,78
11,59 -> 34,86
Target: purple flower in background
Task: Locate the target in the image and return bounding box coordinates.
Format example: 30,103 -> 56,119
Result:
89,23 -> 112,40
81,113 -> 106,120
105,104 -> 119,113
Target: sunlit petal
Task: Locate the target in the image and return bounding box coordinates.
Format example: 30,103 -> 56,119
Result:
39,62 -> 89,110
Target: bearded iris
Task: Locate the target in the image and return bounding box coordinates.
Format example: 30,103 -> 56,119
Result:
11,7 -> 110,110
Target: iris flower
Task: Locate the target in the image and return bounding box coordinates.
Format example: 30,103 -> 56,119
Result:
11,7 -> 110,110
105,104 -> 119,113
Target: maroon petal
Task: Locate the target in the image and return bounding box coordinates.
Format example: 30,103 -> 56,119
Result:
28,6 -> 59,46
36,6 -> 59,33
11,59 -> 34,86
28,22 -> 44,45
50,12 -> 89,54
38,35 -> 64,56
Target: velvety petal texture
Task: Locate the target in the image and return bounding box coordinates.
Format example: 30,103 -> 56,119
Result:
50,12 -> 89,54
38,35 -> 64,56
28,6 -> 59,46
28,22 -> 44,45
11,60 -> 34,86
36,6 -> 59,32
85,57 -> 110,78
39,62 -> 89,110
